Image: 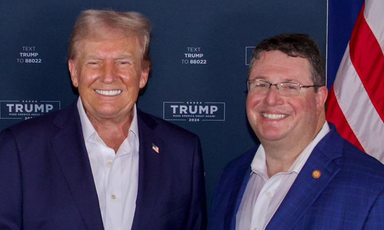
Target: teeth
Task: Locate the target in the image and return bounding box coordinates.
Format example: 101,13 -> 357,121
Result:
262,113 -> 287,119
95,89 -> 122,96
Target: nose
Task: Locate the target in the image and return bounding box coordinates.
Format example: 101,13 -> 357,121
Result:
100,61 -> 117,83
268,83 -> 279,90
264,85 -> 283,105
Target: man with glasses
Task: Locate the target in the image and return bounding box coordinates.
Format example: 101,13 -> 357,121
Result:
208,33 -> 384,230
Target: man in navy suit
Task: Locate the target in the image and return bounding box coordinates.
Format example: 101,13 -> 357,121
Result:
0,10 -> 207,230
208,34 -> 384,230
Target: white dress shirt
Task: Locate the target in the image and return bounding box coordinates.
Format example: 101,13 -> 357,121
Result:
236,122 -> 330,230
77,98 -> 139,230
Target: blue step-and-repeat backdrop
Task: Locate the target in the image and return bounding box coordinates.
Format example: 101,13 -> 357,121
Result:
0,0 -> 327,209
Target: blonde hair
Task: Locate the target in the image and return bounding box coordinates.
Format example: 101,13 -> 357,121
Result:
68,9 -> 152,61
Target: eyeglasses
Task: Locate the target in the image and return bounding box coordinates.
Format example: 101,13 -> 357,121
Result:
247,79 -> 323,96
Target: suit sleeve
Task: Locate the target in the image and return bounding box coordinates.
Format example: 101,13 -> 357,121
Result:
0,129 -> 23,230
185,136 -> 207,230
363,187 -> 384,229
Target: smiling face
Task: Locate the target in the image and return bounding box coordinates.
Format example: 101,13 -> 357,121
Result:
246,50 -> 327,148
68,32 -> 149,124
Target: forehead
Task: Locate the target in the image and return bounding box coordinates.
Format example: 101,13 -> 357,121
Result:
77,34 -> 141,57
250,50 -> 312,83
75,27 -> 142,52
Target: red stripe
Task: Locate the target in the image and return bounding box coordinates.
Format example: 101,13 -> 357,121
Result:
326,87 -> 365,152
349,3 -> 384,123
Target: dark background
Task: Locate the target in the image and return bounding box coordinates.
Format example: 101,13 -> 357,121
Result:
0,0 -> 327,211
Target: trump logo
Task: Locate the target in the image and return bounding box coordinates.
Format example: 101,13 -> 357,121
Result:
0,100 -> 61,120
163,101 -> 225,122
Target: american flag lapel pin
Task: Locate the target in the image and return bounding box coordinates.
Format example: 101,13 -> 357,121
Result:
152,143 -> 160,154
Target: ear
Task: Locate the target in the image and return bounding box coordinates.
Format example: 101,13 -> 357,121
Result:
68,59 -> 79,88
139,66 -> 150,89
315,86 -> 328,113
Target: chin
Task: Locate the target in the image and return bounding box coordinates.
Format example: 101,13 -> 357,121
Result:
257,129 -> 286,141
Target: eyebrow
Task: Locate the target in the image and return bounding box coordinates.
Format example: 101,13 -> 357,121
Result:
85,56 -> 102,61
84,55 -> 135,61
252,76 -> 298,82
115,55 -> 135,60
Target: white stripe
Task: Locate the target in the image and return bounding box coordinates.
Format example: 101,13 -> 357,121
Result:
333,45 -> 384,162
364,0 -> 384,54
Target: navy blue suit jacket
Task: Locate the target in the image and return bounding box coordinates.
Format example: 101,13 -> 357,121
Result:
0,102 -> 207,230
208,124 -> 384,230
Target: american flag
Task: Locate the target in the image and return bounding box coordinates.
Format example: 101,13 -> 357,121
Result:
327,0 -> 384,162
152,143 -> 160,154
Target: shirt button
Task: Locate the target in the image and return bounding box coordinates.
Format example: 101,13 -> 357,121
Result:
111,195 -> 116,200
107,161 -> 113,166
267,191 -> 272,197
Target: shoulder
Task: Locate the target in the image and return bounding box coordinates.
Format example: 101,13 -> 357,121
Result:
320,126 -> 384,189
213,146 -> 258,191
222,146 -> 258,174
321,138 -> 384,222
1,102 -> 78,141
4,111 -> 57,136
340,140 -> 384,182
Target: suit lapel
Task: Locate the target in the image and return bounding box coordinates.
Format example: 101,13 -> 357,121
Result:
131,110 -> 163,230
51,103 -> 104,230
267,127 -> 343,230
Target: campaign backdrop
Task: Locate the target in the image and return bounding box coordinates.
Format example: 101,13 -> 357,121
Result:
0,0 -> 327,209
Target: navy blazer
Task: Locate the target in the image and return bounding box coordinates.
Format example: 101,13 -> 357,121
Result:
0,102 -> 207,230
208,124 -> 384,230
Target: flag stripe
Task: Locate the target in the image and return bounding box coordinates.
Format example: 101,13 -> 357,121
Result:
326,87 -> 364,151
333,45 -> 384,161
350,3 -> 384,123
327,0 -> 384,162
364,0 -> 384,54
